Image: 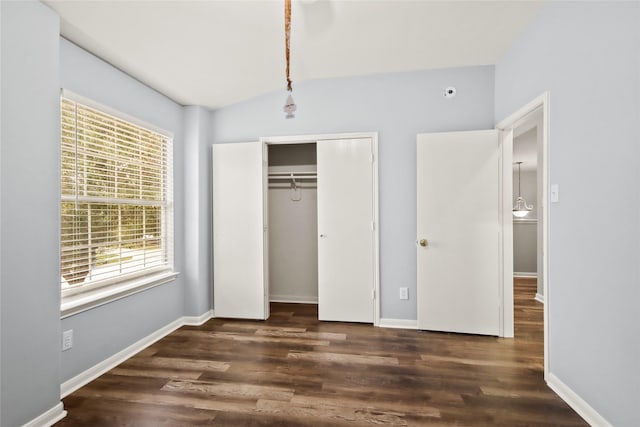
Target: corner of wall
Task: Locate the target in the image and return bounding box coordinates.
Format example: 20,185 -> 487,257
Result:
1,1 -> 64,425
183,106 -> 214,317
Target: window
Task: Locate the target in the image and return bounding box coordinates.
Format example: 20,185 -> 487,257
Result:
60,93 -> 174,315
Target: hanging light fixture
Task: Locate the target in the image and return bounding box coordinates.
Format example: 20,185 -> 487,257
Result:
283,0 -> 297,119
513,161 -> 533,218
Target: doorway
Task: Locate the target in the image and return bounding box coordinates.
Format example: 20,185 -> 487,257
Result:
512,110 -> 543,302
497,92 -> 550,377
267,143 -> 319,305
414,92 -> 549,356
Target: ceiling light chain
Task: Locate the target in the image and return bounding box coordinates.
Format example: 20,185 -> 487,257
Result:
513,162 -> 533,218
283,0 -> 297,119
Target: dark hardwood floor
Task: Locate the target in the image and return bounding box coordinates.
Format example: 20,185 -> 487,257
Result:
57,280 -> 586,426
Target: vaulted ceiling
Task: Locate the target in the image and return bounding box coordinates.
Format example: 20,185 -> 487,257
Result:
45,0 -> 544,109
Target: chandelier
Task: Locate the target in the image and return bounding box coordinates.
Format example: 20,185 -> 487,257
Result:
513,162 -> 533,218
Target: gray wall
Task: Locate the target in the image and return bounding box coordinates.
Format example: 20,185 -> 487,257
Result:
513,222 -> 537,274
1,8 -> 213,422
183,106 -> 212,316
0,2 -> 62,425
495,2 -> 640,425
513,170 -> 537,274
211,66 -> 495,320
59,38 -> 187,381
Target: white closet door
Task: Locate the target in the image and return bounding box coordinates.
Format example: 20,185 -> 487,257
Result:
416,130 -> 500,335
212,142 -> 267,319
317,138 -> 374,322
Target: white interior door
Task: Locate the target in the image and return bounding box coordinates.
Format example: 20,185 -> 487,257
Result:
317,138 -> 374,322
416,130 -> 500,335
212,142 -> 267,319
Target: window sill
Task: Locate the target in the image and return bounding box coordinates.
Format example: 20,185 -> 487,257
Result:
61,271 -> 179,319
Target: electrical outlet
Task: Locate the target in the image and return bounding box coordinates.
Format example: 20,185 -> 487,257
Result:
399,287 -> 409,300
62,329 -> 73,351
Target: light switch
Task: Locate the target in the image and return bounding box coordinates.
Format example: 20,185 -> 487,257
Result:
551,184 -> 559,203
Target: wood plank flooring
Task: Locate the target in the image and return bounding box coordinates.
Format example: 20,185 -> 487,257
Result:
57,279 -> 587,426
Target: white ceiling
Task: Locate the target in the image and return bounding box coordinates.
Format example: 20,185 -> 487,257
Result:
45,0 -> 545,109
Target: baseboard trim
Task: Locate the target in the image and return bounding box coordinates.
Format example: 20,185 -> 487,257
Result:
534,293 -> 545,304
514,272 -> 537,278
183,309 -> 214,326
270,295 -> 318,304
378,318 -> 418,329
61,309 -> 213,398
547,372 -> 612,427
22,402 -> 66,427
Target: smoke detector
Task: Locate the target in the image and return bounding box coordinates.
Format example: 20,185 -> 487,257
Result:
443,87 -> 457,99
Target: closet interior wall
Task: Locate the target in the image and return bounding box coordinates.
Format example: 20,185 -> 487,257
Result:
268,143 -> 318,303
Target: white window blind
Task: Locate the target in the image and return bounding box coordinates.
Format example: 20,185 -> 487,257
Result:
60,96 -> 173,296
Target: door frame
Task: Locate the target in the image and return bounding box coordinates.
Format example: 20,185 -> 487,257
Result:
496,92 -> 550,378
259,132 -> 381,326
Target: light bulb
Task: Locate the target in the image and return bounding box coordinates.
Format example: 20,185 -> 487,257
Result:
283,93 -> 296,119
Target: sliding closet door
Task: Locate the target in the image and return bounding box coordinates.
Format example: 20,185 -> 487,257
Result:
317,138 -> 374,322
212,142 -> 267,319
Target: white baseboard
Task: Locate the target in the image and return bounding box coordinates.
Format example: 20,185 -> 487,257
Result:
270,295 -> 318,304
514,272 -> 538,278
378,318 -> 418,329
22,402 -> 66,427
183,309 -> 214,326
60,309 -> 213,398
534,293 -> 545,304
547,372 -> 612,427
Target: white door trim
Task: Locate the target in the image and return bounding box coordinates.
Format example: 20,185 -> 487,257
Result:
496,91 -> 550,378
260,132 -> 380,326
498,128 -> 514,338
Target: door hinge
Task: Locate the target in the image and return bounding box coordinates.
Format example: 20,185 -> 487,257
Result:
372,289 -> 376,300
370,221 -> 375,231
370,153 -> 374,163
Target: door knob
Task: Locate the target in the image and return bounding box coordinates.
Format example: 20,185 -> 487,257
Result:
418,239 -> 428,247
320,234 -> 327,238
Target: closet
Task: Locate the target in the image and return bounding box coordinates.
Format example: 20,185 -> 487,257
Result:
212,135 -> 379,324
267,144 -> 318,304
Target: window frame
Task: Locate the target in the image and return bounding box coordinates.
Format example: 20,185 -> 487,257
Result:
60,90 -> 176,318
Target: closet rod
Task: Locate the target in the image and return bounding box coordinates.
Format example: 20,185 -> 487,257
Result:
268,176 -> 317,180
268,172 -> 316,179
268,171 -> 316,175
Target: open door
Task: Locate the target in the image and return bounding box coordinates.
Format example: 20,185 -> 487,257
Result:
416,130 -> 501,335
317,138 -> 375,323
212,142 -> 268,319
